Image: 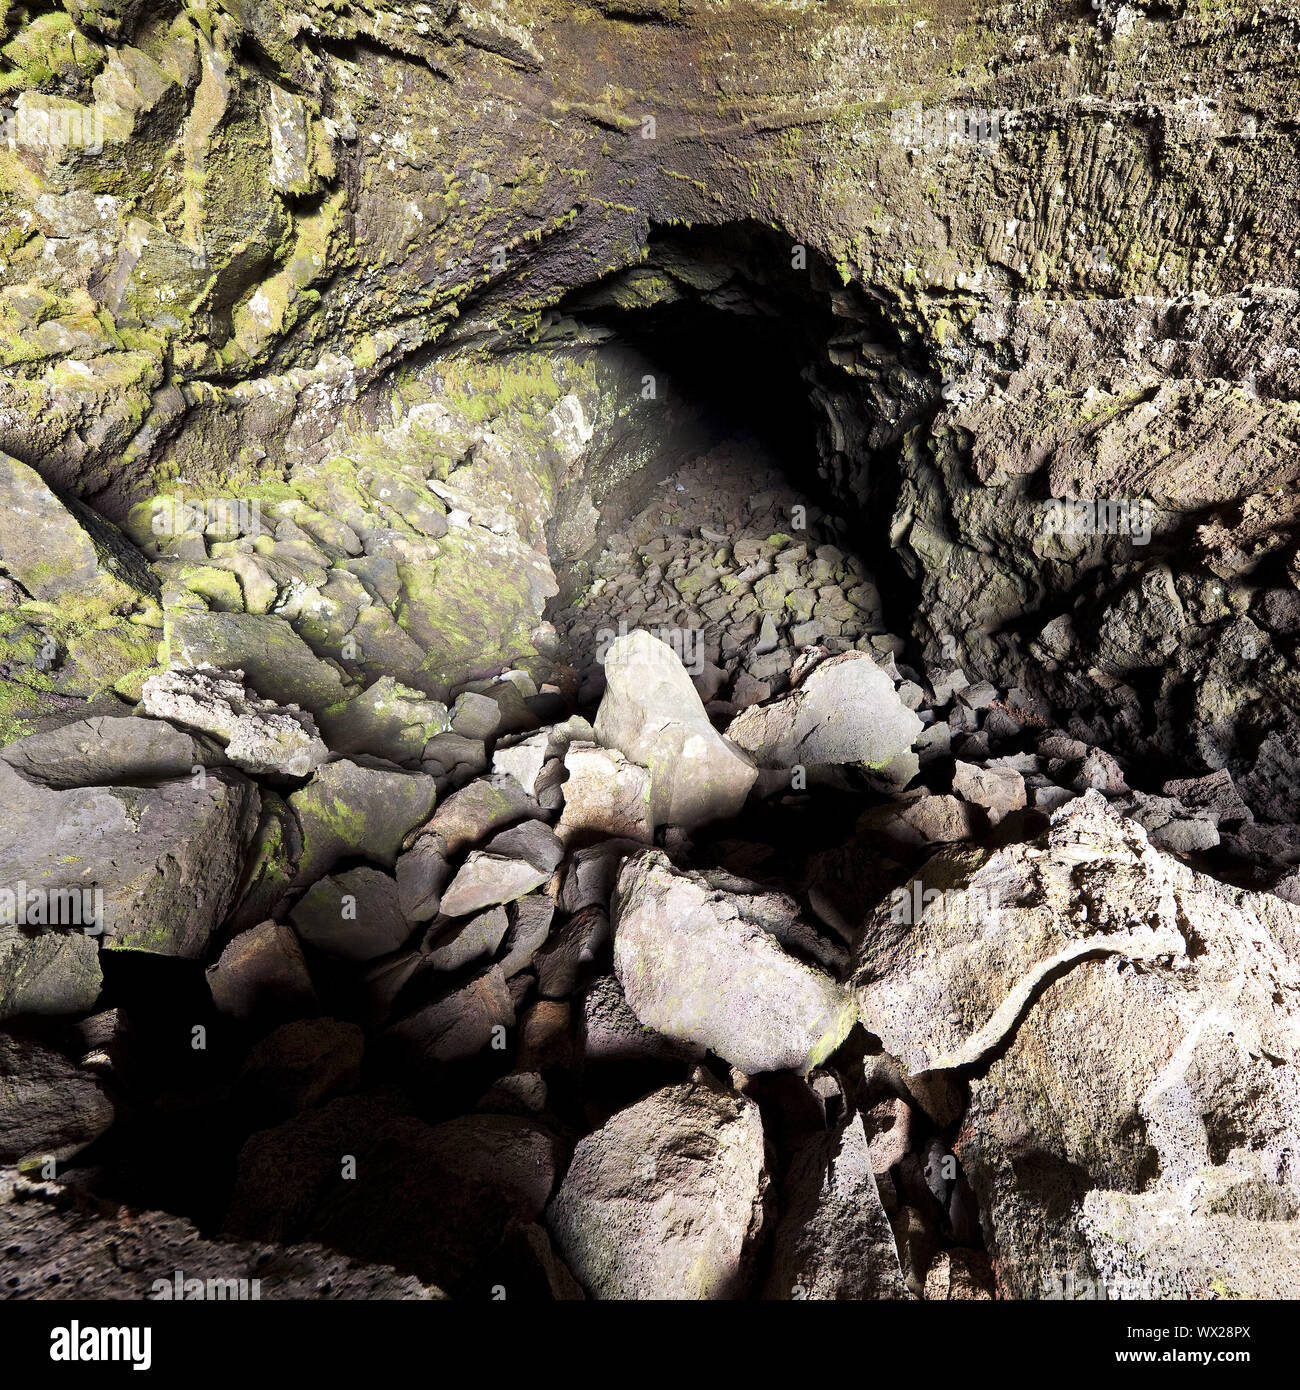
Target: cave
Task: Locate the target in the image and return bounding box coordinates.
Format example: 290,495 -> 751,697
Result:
2,0 -> 1300,1340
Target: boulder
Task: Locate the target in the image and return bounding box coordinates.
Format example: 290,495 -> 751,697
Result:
759,1111 -> 909,1300
727,652 -> 922,771
594,630 -> 756,830
165,609 -> 347,715
556,742 -> 654,846
290,867 -> 410,961
0,1034 -> 114,1169
546,1072 -> 767,1299
0,1170 -> 441,1299
612,851 -> 856,1075
289,760 -> 435,886
424,774 -> 541,856
0,761 -> 258,957
0,932 -> 102,1022
0,715 -> 200,789
206,921 -> 317,1022
853,793 -> 1300,1299
318,677 -> 451,763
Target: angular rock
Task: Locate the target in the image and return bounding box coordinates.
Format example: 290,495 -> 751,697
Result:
289,760 -> 435,886
612,851 -> 856,1075
556,742 -> 654,846
498,894 -> 555,979
141,668 -> 327,776
424,905 -> 510,973
760,1112 -> 909,1300
290,867 -> 410,961
594,630 -> 756,830
0,761 -> 258,957
951,758 -> 1026,826
0,1171 -> 441,1299
0,932 -> 102,1022
581,973 -> 702,1067
206,921 -> 317,1022
0,1034 -> 114,1168
166,609 -> 346,715
387,966 -> 514,1065
727,652 -> 922,771
424,774 -> 541,856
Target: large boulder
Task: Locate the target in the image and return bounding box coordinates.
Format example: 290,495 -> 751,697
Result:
0,760 -> 259,957
546,1072 -> 767,1299
853,792 -> 1300,1299
288,760 -> 435,886
593,630 -> 756,830
727,652 -> 922,771
612,850 -> 856,1075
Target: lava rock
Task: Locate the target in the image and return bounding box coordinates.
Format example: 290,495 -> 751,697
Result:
612,851 -> 856,1075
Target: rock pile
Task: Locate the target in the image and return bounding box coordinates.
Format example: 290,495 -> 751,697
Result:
1,609 -> 1299,1302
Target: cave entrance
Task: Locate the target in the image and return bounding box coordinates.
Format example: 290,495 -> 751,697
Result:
540,222 -> 921,715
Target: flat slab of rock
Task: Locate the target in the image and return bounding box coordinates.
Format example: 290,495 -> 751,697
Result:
0,715 -> 200,789
727,652 -> 922,770
435,819 -> 564,921
612,850 -> 856,1075
594,630 -> 756,831
546,1072 -> 767,1299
